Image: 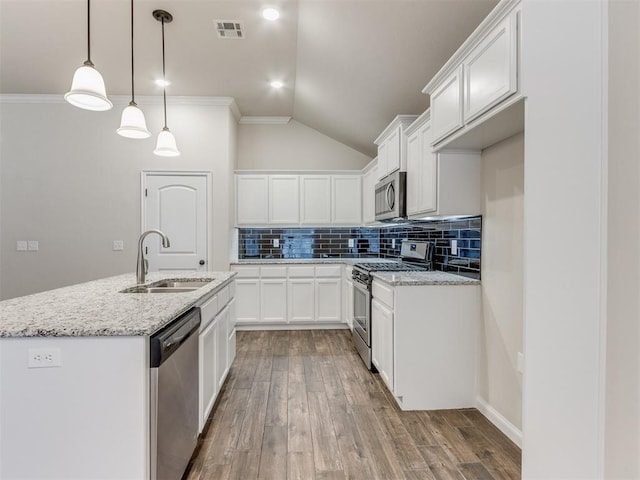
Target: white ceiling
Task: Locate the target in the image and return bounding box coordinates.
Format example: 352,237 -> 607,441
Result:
0,0 -> 498,157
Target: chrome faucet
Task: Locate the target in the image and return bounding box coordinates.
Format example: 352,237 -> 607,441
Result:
136,229 -> 171,284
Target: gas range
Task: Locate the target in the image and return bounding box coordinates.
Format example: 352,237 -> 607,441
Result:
352,240 -> 433,286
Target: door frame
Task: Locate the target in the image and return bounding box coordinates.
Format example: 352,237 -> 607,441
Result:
141,170 -> 213,271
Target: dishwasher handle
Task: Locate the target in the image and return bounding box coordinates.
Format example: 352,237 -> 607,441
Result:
150,308 -> 201,367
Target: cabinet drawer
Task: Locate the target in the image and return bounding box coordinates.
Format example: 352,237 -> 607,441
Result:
261,266 -> 287,278
200,294 -> 219,330
372,281 -> 394,309
232,266 -> 260,278
288,266 -> 315,277
218,285 -> 230,308
315,265 -> 342,278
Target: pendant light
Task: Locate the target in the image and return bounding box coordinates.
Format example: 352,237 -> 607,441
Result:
65,0 -> 112,111
153,10 -> 180,157
117,0 -> 150,138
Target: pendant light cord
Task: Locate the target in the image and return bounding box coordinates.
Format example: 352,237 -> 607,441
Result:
161,17 -> 167,129
130,0 -> 135,104
85,0 -> 93,67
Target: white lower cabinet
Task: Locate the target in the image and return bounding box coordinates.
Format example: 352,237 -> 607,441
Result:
198,281 -> 236,431
232,264 -> 345,326
371,278 -> 480,411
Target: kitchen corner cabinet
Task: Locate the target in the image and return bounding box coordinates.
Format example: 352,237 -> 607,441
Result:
374,115 -> 418,180
371,278 -> 480,411
197,280 -> 236,431
406,111 -> 481,217
236,175 -> 269,224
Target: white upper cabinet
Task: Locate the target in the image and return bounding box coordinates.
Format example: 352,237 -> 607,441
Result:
463,14 -> 517,123
236,175 -> 269,225
269,175 -> 299,224
405,129 -> 421,215
423,0 -> 522,149
374,115 -> 418,180
429,65 -> 464,145
300,175 -> 332,225
361,160 -> 377,225
331,175 -> 362,225
406,111 -> 438,216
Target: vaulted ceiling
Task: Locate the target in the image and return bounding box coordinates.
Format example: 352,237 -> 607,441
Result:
0,0 -> 498,157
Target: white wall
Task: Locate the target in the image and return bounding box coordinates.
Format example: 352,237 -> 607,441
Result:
237,119 -> 371,170
479,133 -> 524,438
0,97 -> 237,300
605,1 -> 640,477
522,1 -> 607,477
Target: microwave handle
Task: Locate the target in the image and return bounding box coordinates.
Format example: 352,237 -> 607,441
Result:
386,183 -> 395,210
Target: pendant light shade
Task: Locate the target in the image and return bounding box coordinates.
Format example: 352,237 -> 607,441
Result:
117,102 -> 151,138
154,127 -> 180,156
153,9 -> 180,157
117,0 -> 150,138
65,0 -> 112,111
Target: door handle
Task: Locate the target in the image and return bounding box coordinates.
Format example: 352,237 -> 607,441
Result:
199,260 -> 205,265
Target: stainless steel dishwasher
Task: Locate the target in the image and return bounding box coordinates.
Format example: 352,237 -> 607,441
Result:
150,307 -> 201,480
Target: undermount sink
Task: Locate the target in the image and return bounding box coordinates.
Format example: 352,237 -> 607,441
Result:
120,278 -> 214,294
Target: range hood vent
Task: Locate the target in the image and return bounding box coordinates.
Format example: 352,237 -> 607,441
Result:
215,21 -> 245,39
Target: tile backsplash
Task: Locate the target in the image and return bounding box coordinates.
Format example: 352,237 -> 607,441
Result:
238,216 -> 482,278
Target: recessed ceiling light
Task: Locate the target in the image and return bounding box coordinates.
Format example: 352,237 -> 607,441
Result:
262,7 -> 280,21
270,80 -> 284,89
155,79 -> 171,87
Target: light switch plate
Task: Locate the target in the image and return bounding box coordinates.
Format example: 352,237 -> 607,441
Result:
348,238 -> 355,248
27,240 -> 39,251
16,241 -> 27,251
451,240 -> 458,255
273,238 -> 279,248
112,240 -> 124,251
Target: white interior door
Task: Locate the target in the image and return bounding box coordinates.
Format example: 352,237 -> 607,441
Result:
143,172 -> 209,272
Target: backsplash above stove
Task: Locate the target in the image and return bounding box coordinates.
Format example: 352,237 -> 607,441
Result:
238,216 -> 482,278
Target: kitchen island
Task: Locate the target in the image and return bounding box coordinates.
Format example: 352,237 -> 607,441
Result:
0,271 -> 235,480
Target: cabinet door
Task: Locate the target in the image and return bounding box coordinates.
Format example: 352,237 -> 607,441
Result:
362,163 -> 377,225
227,298 -> 236,367
344,278 -> 354,329
216,306 -> 229,390
463,15 -> 517,123
405,129 -> 421,216
300,176 -> 331,225
385,126 -> 401,175
260,279 -> 288,323
316,278 -> 342,322
371,298 -> 394,391
332,175 -> 362,225
236,176 -> 269,225
269,175 -> 299,224
235,279 -> 260,324
377,141 -> 388,180
288,278 -> 315,322
418,121 -> 437,213
430,65 -> 464,145
199,318 -> 218,430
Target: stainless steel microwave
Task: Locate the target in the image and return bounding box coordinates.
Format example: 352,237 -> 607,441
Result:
375,171 -> 406,221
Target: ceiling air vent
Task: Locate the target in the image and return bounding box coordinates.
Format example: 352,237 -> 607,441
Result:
215,21 -> 244,39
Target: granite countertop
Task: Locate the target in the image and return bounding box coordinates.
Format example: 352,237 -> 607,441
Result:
0,271 -> 236,338
371,271 -> 480,286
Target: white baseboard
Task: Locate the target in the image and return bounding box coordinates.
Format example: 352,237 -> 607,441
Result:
475,396 -> 523,448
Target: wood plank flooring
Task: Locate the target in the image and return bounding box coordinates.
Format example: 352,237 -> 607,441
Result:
185,330 -> 521,480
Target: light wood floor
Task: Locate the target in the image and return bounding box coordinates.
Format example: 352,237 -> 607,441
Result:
185,330 -> 521,480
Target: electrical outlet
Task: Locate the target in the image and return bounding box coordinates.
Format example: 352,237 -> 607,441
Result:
28,348 -> 62,368
112,240 -> 124,251
16,241 -> 27,251
391,239 -> 396,248
517,352 -> 524,373
273,238 -> 280,248
27,240 -> 39,251
451,239 -> 458,255
348,238 -> 355,248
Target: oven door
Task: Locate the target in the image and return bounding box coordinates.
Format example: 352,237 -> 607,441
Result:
353,279 -> 371,345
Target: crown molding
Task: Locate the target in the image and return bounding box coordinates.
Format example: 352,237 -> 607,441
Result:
239,116 -> 291,125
